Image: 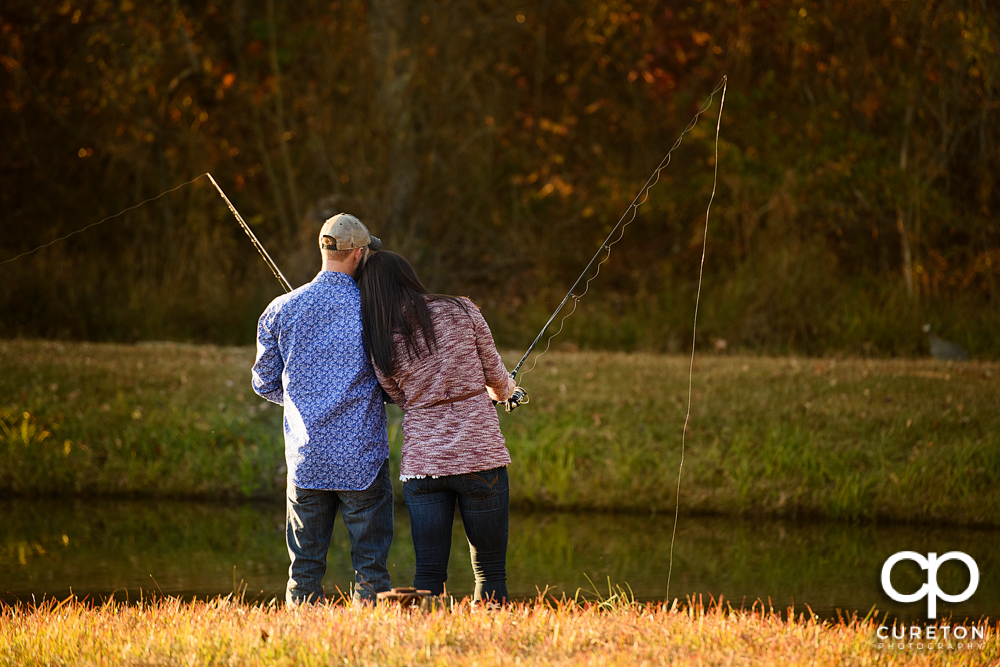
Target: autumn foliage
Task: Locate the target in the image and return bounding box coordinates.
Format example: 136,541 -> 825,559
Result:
1,1 -> 997,355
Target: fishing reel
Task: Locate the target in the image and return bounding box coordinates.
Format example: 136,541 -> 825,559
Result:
492,384 -> 529,412
504,386 -> 529,413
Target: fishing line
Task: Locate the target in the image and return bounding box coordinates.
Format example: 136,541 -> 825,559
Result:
511,75 -> 729,383
0,172 -> 292,294
666,77 -> 726,605
502,76 -> 728,603
0,176 -> 203,267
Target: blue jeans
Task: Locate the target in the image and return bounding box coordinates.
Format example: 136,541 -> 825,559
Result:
403,466 -> 509,604
285,459 -> 393,605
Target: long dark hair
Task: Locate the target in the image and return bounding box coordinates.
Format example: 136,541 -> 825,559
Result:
358,251 -> 469,377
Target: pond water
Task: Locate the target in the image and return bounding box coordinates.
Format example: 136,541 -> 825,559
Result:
1,499 -> 995,621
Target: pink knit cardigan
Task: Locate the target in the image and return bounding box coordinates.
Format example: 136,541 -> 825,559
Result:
372,297 -> 513,479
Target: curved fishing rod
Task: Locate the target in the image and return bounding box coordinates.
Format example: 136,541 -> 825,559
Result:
507,76 -> 728,392
206,173 -> 292,294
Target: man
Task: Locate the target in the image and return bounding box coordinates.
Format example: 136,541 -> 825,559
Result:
252,213 -> 391,605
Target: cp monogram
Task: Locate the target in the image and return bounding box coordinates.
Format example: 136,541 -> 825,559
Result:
881,551 -> 979,618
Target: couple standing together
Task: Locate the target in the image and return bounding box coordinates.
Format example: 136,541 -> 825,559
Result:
252,214 -> 517,606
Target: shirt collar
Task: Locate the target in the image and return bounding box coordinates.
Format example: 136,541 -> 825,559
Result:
312,270 -> 357,286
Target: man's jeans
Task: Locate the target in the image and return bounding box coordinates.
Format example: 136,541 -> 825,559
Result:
285,459 -> 393,605
402,466 -> 509,604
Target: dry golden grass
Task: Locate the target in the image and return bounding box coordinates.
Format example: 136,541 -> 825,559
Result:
1,594 -> 996,667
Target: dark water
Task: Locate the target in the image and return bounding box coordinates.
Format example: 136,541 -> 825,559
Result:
1,499 -> 995,621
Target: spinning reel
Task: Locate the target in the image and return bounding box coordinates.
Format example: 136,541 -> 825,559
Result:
492,374 -> 529,413
503,385 -> 529,413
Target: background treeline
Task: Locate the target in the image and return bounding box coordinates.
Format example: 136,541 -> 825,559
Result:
1,0 -> 997,357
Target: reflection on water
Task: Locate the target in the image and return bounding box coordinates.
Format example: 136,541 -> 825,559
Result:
1,499 -> 995,621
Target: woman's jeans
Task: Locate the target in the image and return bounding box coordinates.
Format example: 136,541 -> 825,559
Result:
402,466 -> 509,603
285,459 -> 394,605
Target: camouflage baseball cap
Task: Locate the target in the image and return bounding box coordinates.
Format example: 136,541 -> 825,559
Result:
318,213 -> 382,252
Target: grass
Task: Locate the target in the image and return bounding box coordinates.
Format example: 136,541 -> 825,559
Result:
502,351 -> 1000,526
0,340 -> 284,498
0,593 -> 995,666
1,339 -> 998,525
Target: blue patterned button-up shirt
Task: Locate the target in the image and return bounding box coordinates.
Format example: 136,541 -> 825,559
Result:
252,271 -> 388,490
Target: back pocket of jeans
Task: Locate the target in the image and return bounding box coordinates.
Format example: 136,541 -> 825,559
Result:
405,477 -> 431,496
461,472 -> 499,499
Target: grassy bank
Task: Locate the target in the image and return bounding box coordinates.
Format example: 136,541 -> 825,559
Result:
1,595 -> 996,666
1,340 -> 998,525
502,351 -> 1000,525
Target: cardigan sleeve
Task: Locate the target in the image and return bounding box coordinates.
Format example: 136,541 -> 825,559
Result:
467,299 -> 512,402
371,358 -> 407,407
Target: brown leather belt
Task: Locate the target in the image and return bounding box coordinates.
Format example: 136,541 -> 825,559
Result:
423,387 -> 487,408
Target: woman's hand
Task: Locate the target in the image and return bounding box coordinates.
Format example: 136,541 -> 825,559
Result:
487,376 -> 517,402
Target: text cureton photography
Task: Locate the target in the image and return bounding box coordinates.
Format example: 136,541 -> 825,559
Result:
876,623 -> 988,652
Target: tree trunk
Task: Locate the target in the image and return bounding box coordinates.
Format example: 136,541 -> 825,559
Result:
267,0 -> 301,240
897,100 -> 915,302
367,0 -> 422,248
893,0 -> 934,302
896,205 -> 914,301
230,0 -> 290,236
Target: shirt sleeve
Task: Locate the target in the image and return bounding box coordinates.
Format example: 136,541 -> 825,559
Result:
252,304 -> 285,405
372,358 -> 407,407
467,299 -> 512,401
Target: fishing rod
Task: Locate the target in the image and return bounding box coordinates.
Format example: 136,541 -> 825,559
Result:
206,173 -> 292,294
504,75 -> 728,412
0,172 -> 294,297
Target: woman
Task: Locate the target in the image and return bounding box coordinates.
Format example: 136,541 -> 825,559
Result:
358,251 -> 517,605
